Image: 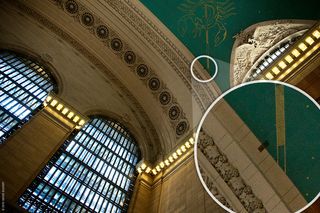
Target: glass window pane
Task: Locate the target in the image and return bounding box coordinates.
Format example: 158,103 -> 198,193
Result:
19,118 -> 140,212
0,51 -> 55,143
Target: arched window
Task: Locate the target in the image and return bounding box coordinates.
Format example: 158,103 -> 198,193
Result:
246,35 -> 302,81
0,50 -> 56,143
19,117 -> 140,213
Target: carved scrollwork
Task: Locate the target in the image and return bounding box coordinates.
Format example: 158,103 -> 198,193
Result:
231,21 -> 314,85
200,167 -> 233,210
199,130 -> 266,212
51,0 -> 190,137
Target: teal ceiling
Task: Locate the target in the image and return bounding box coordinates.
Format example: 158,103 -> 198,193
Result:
141,0 -> 320,91
224,82 -> 320,202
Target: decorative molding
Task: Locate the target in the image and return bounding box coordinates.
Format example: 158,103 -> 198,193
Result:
243,31 -> 305,82
9,0 -> 161,161
199,167 -> 233,210
230,20 -> 315,86
198,131 -> 266,213
104,0 -> 220,111
52,0 -> 190,138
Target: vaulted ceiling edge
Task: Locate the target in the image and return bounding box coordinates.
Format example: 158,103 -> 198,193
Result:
10,0 -> 163,161
103,0 -> 221,110
49,0 -> 191,139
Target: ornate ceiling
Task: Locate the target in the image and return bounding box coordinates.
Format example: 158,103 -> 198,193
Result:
141,0 -> 320,90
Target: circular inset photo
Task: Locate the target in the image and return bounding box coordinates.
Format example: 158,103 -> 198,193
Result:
194,81 -> 320,213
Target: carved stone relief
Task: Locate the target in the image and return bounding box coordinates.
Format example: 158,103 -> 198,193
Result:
231,20 -> 314,86
105,0 -> 219,110
52,0 -> 190,138
200,167 -> 233,210
198,130 -> 266,213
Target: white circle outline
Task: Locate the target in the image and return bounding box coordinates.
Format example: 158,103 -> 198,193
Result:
194,80 -> 320,213
190,55 -> 218,83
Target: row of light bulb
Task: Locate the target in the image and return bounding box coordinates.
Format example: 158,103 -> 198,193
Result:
44,93 -> 87,129
137,137 -> 195,176
263,26 -> 320,81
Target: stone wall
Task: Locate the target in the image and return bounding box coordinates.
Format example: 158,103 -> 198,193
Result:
0,111 -> 70,206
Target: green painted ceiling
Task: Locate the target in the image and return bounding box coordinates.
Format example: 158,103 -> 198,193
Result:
224,82 -> 320,202
141,0 -> 320,91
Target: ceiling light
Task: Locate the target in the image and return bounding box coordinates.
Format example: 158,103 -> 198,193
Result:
56,104 -> 63,111
265,72 -> 273,80
145,167 -> 151,173
305,37 -> 314,45
285,55 -> 293,63
141,163 -> 147,170
312,30 -> 320,39
291,49 -> 300,57
278,61 -> 287,69
67,111 -> 74,119
50,99 -> 58,107
177,149 -> 182,156
272,67 -> 280,75
298,43 -> 307,51
160,162 -> 165,168
152,169 -> 157,175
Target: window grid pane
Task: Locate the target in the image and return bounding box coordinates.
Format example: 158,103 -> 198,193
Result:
0,51 -> 55,143
19,118 -> 140,213
247,38 -> 299,81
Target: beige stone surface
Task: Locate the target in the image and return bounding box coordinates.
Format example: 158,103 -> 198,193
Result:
130,158 -> 225,213
0,111 -> 70,203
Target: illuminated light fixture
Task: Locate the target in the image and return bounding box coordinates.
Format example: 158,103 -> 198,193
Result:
265,72 -> 274,80
136,136 -> 196,176
50,99 -> 58,107
44,93 -> 88,130
173,152 -> 178,159
46,96 -> 52,102
274,40 -> 320,81
189,138 -> 194,144
272,67 -> 280,75
298,43 -> 307,51
141,163 -> 147,170
312,30 -> 320,39
160,162 -> 165,168
145,167 -> 151,174
177,149 -> 182,156
73,116 -> 80,123
67,111 -> 74,119
181,145 -> 186,152
152,169 -> 157,175
278,61 -> 287,69
61,108 -> 69,115
291,49 -> 301,57
305,36 -> 314,45
185,141 -> 191,148
285,55 -> 293,63
56,104 -> 63,111
79,119 -> 85,126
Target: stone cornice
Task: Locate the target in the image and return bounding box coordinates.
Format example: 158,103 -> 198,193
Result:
8,0 -> 161,161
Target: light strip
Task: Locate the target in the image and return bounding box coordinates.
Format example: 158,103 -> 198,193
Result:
43,92 -> 88,129
259,24 -> 320,81
136,136 -> 195,176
